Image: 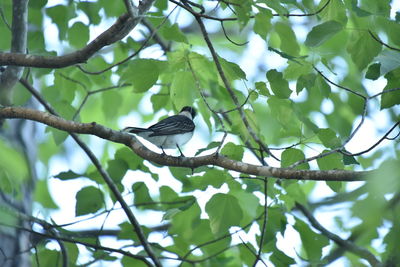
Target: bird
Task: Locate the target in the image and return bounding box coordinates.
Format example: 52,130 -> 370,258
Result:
122,106 -> 196,156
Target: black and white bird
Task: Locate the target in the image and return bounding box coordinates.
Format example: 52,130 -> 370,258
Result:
123,106 -> 196,156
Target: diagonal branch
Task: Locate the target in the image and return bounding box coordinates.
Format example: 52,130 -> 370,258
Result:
0,106 -> 373,182
295,203 -> 381,266
192,9 -> 278,162
0,0 -> 155,69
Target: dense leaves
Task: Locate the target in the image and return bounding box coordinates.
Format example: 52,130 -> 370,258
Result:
1,0 -> 399,266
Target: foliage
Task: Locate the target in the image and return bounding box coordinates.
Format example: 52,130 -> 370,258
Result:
0,0 -> 400,266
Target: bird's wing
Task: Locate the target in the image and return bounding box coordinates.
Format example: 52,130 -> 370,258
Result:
148,115 -> 194,136
122,126 -> 151,133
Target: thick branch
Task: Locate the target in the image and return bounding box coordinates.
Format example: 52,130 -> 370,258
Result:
0,106 -> 372,182
0,0 -> 155,68
0,0 -> 28,104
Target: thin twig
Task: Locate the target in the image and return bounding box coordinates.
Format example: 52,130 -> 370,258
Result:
180,212 -> 265,262
169,0 -> 331,21
313,66 -> 366,99
342,121 -> 400,156
220,21 -> 248,46
368,30 -> 400,52
77,5 -> 177,75
253,178 -> 268,267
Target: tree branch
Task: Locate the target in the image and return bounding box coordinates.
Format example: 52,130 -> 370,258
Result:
0,106 -> 373,182
0,0 -> 155,69
296,203 -> 381,266
192,8 -> 279,162
0,0 -> 28,105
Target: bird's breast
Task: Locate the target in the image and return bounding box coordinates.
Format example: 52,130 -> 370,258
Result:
161,132 -> 194,148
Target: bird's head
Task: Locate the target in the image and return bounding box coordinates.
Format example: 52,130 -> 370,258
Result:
180,106 -> 196,119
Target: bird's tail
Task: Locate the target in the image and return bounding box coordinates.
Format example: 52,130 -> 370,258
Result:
122,127 -> 151,134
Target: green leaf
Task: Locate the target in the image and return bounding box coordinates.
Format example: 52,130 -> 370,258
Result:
102,90 -> 123,120
314,75 -> 331,98
318,0 -> 348,25
281,148 -> 309,169
34,179 -> 59,209
77,1 -> 101,25
270,246 -> 296,266
221,142 -> 244,161
169,201 -> 201,238
294,219 -> 329,261
285,183 -> 307,206
170,71 -> 196,109
205,193 -> 243,236
254,8 -> 272,39
267,97 -> 301,136
219,56 -> 247,81
201,169 -> 231,189
317,128 -> 341,148
275,22 -> 300,56
266,69 -> 292,99
304,20 -> 343,47
161,23 -> 188,43
359,0 -> 390,16
296,74 -> 316,94
381,69 -> 400,109
343,154 -> 360,165
122,59 -> 161,92
46,5 -> 76,40
68,22 -> 89,48
326,181 -> 343,192
54,170 -> 82,180
132,182 -> 153,206
365,63 -> 381,80
255,81 -> 271,96
230,189 -> 260,223
317,150 -> 344,170
0,140 -> 29,189
195,141 -> 221,156
107,159 -> 129,184
75,186 -> 104,216
375,50 -> 400,75
347,31 -> 382,70
121,256 -> 147,267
